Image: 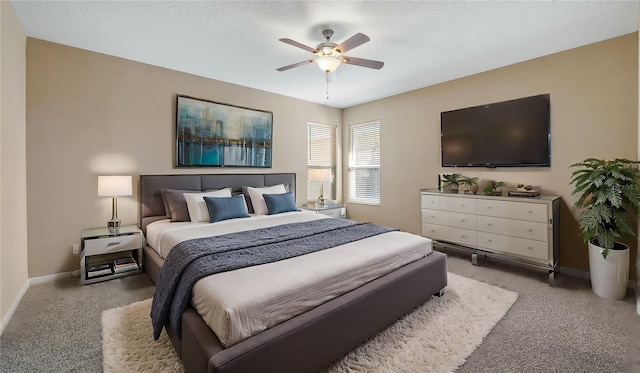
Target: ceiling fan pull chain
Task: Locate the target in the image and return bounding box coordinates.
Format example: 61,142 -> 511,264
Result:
326,73 -> 330,99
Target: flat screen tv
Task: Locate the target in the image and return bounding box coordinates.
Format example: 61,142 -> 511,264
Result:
441,94 -> 550,168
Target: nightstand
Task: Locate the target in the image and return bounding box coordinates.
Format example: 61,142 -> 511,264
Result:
301,204 -> 347,218
80,225 -> 143,285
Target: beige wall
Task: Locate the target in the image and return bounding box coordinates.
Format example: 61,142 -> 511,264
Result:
343,33 -> 639,280
16,29 -> 640,281
1,1 -> 29,329
26,39 -> 341,277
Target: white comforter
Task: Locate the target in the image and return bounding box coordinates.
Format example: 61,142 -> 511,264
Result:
147,212 -> 433,347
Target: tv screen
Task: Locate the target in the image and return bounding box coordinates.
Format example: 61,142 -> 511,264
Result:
441,94 -> 550,168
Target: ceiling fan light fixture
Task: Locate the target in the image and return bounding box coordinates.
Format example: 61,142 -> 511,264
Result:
316,56 -> 341,73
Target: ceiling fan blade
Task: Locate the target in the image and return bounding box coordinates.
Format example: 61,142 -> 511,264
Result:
342,56 -> 384,70
279,38 -> 317,53
334,33 -> 370,54
276,60 -> 314,72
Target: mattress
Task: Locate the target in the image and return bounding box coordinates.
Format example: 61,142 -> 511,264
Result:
147,212 -> 433,347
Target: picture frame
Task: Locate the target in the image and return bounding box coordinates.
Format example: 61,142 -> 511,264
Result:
175,95 -> 273,168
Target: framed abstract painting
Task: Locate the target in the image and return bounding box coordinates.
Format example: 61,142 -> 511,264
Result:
175,95 -> 273,168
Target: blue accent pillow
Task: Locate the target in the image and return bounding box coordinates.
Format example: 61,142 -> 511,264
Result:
263,192 -> 299,215
203,195 -> 250,223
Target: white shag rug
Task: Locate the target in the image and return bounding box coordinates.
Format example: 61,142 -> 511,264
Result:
102,272 -> 517,373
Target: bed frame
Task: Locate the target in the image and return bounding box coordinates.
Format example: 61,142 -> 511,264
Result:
140,173 -> 448,373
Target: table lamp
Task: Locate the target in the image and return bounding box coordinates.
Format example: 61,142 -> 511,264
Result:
98,175 -> 132,233
308,169 -> 333,206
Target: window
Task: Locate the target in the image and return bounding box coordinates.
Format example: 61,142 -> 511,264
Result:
349,121 -> 380,205
307,123 -> 337,202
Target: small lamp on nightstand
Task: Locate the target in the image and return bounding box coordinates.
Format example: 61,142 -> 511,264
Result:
98,175 -> 132,233
308,168 -> 333,206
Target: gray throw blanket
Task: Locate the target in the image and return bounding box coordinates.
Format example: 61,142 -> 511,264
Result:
150,218 -> 397,340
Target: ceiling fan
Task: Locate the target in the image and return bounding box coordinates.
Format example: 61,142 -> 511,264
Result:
276,29 -> 384,74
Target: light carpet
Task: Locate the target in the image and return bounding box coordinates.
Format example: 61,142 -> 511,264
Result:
101,272 -> 517,373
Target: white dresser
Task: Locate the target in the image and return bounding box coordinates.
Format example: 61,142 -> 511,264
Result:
420,189 -> 559,285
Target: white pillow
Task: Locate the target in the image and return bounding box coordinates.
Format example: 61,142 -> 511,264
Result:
247,184 -> 287,215
183,188 -> 232,222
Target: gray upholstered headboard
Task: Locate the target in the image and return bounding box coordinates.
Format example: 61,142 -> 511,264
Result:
139,173 -> 296,232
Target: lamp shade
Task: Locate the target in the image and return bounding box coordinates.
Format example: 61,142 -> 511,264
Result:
316,56 -> 341,73
98,175 -> 133,197
308,168 -> 333,183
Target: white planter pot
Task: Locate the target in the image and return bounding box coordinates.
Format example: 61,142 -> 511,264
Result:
588,241 -> 629,300
637,251 -> 640,315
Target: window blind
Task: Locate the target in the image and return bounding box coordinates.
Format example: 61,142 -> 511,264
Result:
307,123 -> 337,201
349,121 -> 380,204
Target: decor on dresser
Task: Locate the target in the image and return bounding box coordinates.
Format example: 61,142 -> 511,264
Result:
482,180 -> 506,196
176,95 -> 273,168
570,158 -> 640,300
440,173 -> 462,192
308,168 -> 333,205
98,175 -> 133,233
507,183 -> 541,197
459,176 -> 479,194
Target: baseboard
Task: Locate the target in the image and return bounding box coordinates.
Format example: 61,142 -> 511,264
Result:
558,266 -> 637,289
29,271 -> 73,285
558,266 -> 590,280
0,279 -> 29,336
1,271 -> 74,336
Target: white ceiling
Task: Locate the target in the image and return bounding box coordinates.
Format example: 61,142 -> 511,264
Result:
12,1 -> 639,109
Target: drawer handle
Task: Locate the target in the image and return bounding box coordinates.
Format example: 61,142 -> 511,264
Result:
488,239 -> 492,242
107,241 -> 121,246
461,219 -> 466,222
488,223 -> 492,226
460,204 -> 465,207
430,230 -> 435,233
527,247 -> 533,250
431,216 -> 435,218
528,229 -> 533,232
487,206 -> 492,209
528,211 -> 533,214
461,235 -> 466,238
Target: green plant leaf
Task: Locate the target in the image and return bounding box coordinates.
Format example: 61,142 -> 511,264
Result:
570,157 -> 640,251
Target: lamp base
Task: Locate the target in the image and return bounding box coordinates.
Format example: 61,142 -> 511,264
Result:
107,218 -> 121,234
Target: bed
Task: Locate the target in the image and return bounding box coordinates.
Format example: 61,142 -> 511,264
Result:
140,173 -> 448,373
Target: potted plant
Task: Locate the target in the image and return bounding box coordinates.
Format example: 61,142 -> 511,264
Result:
570,158 -> 640,300
459,176 -> 479,194
482,180 -> 506,196
440,173 -> 462,192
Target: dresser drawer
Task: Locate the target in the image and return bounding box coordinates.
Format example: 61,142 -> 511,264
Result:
421,209 -> 476,230
83,233 -> 142,256
476,199 -> 547,222
421,195 -> 476,214
477,232 -> 548,261
421,223 -> 477,247
476,215 -> 547,241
